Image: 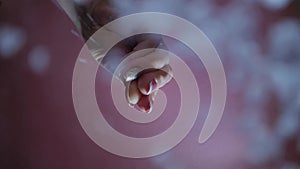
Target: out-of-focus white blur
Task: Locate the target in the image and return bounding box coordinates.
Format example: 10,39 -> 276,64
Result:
0,0 -> 299,168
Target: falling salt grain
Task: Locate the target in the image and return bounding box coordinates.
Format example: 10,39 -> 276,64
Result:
28,46 -> 50,74
70,29 -> 81,38
86,13 -> 96,24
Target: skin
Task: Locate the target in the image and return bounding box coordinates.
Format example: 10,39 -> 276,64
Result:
74,0 -> 173,113
116,34 -> 173,113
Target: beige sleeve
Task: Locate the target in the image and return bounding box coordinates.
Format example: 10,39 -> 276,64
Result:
55,0 -> 82,32
55,0 -> 169,83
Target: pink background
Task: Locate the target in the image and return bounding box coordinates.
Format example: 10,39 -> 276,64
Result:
1,0 -> 299,168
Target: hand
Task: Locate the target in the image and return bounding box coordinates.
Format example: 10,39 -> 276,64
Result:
116,35 -> 173,113
56,0 -> 173,113
125,64 -> 172,113
81,1 -> 173,113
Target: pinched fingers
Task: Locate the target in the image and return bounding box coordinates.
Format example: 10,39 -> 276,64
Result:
125,65 -> 172,113
137,65 -> 172,95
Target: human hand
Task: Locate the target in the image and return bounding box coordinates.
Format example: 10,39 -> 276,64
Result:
56,0 -> 173,113
114,35 -> 173,113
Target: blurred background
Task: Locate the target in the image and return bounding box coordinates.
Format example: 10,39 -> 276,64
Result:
1,0 -> 300,168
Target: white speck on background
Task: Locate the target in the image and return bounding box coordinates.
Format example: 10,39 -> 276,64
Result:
70,29 -> 81,38
0,25 -> 26,58
28,46 -> 50,74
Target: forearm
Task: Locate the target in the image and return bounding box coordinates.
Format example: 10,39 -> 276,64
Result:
56,0 -> 172,112
55,0 -> 165,75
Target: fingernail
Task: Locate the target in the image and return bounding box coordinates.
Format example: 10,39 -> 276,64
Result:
128,103 -> 134,108
146,80 -> 157,95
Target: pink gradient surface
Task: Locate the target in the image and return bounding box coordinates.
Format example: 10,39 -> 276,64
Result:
1,0 -> 299,169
